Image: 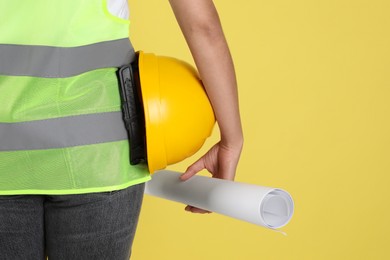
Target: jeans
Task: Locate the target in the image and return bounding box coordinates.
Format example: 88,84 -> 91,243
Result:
0,183 -> 145,260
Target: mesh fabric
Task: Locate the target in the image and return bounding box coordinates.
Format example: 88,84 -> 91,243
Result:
0,141 -> 150,195
0,69 -> 121,122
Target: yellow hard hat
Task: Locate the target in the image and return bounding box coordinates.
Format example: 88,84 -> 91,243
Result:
137,51 -> 215,173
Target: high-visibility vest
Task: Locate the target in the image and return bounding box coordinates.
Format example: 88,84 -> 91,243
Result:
0,0 -> 150,195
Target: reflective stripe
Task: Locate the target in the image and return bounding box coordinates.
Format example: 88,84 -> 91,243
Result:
0,38 -> 135,78
0,112 -> 128,151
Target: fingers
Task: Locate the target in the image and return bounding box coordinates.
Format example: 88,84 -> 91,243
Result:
180,157 -> 205,181
179,142 -> 241,215
185,205 -> 211,214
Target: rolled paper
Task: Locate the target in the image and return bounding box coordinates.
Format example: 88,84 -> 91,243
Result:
145,170 -> 294,229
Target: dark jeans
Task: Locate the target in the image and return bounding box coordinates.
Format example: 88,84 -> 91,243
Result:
0,183 -> 145,260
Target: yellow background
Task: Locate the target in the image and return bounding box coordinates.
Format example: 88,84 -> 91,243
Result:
128,0 -> 390,259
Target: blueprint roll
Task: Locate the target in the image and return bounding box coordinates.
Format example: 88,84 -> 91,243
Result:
145,170 -> 294,229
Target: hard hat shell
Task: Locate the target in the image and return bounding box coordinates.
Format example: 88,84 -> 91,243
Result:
137,51 -> 215,174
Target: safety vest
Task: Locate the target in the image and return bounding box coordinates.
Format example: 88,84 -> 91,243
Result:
0,0 -> 150,195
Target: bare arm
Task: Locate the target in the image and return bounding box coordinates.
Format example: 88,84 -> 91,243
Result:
169,0 -> 243,212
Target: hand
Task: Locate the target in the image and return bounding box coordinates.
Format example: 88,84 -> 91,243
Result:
180,140 -> 243,213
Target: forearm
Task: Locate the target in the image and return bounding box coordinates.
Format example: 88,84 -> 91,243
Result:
169,0 -> 243,147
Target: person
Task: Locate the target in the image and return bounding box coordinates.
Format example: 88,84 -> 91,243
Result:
0,0 -> 243,259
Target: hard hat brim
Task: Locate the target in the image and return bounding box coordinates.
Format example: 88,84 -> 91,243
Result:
137,51 -> 166,174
